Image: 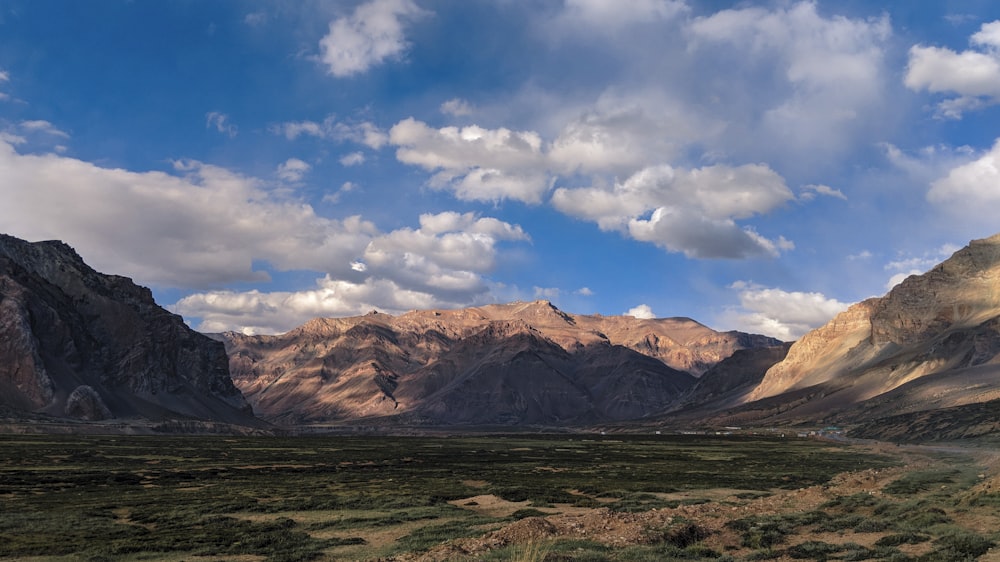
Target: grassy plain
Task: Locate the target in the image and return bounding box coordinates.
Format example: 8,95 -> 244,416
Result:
0,433 -> 996,561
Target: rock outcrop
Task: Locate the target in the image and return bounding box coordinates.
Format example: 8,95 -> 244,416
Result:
218,300 -> 780,425
736,232 -> 1000,428
0,234 -> 257,425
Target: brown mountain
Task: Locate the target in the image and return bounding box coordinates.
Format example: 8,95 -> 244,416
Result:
707,233 -> 1000,431
217,300 -> 781,425
0,234 -> 257,426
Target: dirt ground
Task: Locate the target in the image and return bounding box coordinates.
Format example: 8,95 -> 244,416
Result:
390,441 -> 1000,561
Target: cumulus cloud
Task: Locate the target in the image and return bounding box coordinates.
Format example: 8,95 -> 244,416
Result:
625,304 -> 656,319
318,0 -> 426,77
174,211 -> 529,333
174,276 -> 443,335
720,282 -> 850,341
273,115 -> 388,148
0,139 -> 376,287
906,20 -> 1000,118
553,163 -> 794,258
575,287 -> 594,296
19,120 -> 69,139
323,181 -> 358,204
687,2 -> 891,162
800,184 -> 846,201
927,139 -> 1000,222
276,158 -> 311,182
340,151 -> 365,166
548,97 -> 713,175
440,98 -> 473,116
205,111 -> 237,138
883,244 -> 960,290
0,139 -> 529,324
390,117 -> 550,203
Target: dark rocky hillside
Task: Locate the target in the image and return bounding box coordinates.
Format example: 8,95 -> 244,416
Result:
0,234 -> 258,426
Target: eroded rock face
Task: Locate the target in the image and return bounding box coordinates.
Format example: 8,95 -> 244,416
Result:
750,300 -> 878,400
218,300 -> 780,425
742,232 -> 1000,426
0,234 -> 255,425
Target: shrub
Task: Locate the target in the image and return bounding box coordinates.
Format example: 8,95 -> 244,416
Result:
875,533 -> 930,547
663,523 -> 712,549
786,541 -> 844,560
920,531 -> 994,561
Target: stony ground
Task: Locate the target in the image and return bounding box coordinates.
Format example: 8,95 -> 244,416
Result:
386,441 -> 1000,561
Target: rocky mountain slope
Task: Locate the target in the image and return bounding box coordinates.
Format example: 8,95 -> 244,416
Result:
217,301 -> 781,425
710,233 -> 1000,430
0,234 -> 257,425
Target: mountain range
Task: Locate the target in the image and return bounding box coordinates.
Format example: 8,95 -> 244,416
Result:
216,301 -> 779,425
4,231 -> 1000,440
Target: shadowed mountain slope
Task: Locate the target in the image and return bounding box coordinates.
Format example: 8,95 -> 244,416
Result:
704,233 -> 1000,431
218,301 -> 781,425
0,234 -> 257,425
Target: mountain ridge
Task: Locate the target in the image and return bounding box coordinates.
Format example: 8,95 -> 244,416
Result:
217,301 -> 780,425
0,234 -> 260,427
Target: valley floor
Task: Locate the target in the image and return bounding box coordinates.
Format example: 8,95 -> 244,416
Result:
0,433 -> 997,561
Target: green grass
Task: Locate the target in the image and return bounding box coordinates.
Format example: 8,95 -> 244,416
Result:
0,433 -> 898,560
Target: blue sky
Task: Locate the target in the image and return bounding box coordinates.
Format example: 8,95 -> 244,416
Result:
2,0 -> 1000,339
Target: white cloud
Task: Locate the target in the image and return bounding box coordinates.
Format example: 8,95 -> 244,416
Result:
800,184 -> 846,201
440,98 -> 473,116
323,181 -> 358,204
0,138 -> 379,288
318,0 -> 426,77
848,250 -> 873,261
0,70 -> 8,82
882,243 -> 959,291
0,131 -> 531,333
276,158 -> 311,182
885,270 -> 920,291
533,286 -> 560,299
273,116 -> 388,148
339,151 -> 365,166
720,282 -> 850,340
928,139 -> 1000,215
552,163 -> 794,259
575,287 -> 594,296
389,117 -> 549,203
548,97 -> 713,175
560,0 -> 687,30
687,1 -> 891,162
174,276 -> 444,335
205,111 -> 237,138
926,139 -> 1000,235
625,304 -> 656,319
173,211 -> 529,333
20,120 -> 69,139
905,20 -> 1000,118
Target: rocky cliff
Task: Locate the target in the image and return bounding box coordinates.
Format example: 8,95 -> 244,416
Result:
735,233 -> 1000,428
218,300 -> 781,425
0,234 -> 256,425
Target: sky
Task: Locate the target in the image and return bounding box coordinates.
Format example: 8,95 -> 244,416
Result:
2,0 -> 1000,340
